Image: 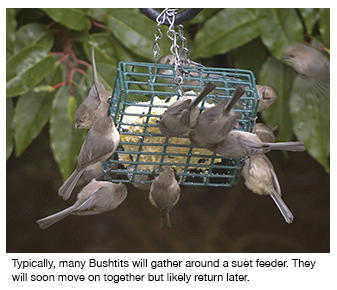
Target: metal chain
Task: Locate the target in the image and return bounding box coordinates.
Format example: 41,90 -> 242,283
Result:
178,24 -> 190,67
153,9 -> 168,64
152,8 -> 192,96
166,9 -> 184,96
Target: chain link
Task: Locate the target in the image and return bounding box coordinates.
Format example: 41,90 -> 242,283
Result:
152,9 -> 168,64
152,8 -> 191,96
178,24 -> 190,67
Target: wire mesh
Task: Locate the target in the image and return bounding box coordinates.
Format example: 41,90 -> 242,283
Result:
104,61 -> 259,188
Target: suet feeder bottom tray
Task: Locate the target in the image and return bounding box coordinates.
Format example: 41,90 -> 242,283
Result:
104,61 -> 259,188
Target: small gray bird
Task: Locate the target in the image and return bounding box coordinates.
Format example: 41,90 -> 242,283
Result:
242,154 -> 294,224
156,54 -> 223,86
75,162 -> 105,188
189,86 -> 245,148
284,43 -> 330,82
58,115 -> 120,200
75,161 -> 120,190
149,168 -> 181,229
37,179 -> 127,229
159,82 -> 216,137
255,123 -> 276,143
75,47 -> 111,129
211,130 -> 305,159
256,85 -> 278,112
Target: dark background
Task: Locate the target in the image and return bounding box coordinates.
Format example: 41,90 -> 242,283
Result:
6,126 -> 329,253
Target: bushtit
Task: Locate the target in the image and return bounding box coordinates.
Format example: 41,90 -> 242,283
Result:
74,47 -> 111,129
76,162 -> 104,188
255,123 -> 276,143
211,130 -> 305,159
284,43 -> 329,82
242,154 -> 294,224
256,85 -> 278,112
75,161 -> 119,189
156,54 -> 222,86
58,115 -> 120,200
149,168 -> 181,229
37,179 -> 127,229
159,82 -> 216,137
189,86 -> 245,148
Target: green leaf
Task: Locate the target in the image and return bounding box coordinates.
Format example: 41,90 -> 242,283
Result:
94,63 -> 116,91
6,8 -> 17,53
289,76 -> 329,172
42,8 -> 91,31
111,34 -> 145,63
14,23 -> 54,53
6,98 -> 14,159
232,37 -> 269,76
189,8 -> 222,24
84,33 -> 117,66
259,56 -> 297,141
83,33 -> 120,89
67,96 -> 77,124
298,8 -> 320,35
257,8 -> 304,59
49,86 -> 86,180
105,8 -> 170,60
6,45 -> 57,97
85,8 -> 111,18
71,70 -> 91,104
319,8 -> 330,48
13,91 -> 54,156
192,8 -> 260,58
68,29 -> 91,42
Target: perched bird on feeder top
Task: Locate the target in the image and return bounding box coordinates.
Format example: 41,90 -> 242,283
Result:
156,54 -> 226,87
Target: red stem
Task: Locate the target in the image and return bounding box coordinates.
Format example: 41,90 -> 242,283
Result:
51,32 -> 93,95
52,81 -> 67,89
73,68 -> 87,77
91,18 -> 107,30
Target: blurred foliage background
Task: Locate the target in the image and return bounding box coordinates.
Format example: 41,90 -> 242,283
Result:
6,8 -> 329,253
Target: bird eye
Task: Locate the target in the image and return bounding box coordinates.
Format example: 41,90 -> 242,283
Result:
289,54 -> 295,58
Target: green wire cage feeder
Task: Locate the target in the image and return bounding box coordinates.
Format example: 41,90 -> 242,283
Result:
104,61 -> 259,188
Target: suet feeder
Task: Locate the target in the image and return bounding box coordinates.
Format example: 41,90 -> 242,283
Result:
103,61 -> 259,188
